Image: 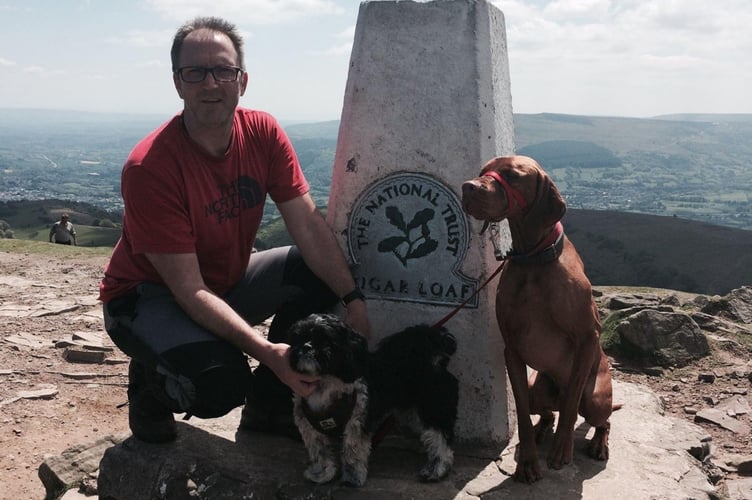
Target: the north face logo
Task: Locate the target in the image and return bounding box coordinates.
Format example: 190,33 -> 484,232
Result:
205,175 -> 262,223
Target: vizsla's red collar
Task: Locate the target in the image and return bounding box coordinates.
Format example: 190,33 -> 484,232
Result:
483,170 -> 528,213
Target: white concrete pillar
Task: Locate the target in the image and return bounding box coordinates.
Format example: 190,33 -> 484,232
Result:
327,0 -> 514,453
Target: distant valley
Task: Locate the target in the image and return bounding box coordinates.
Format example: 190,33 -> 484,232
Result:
1,108 -> 751,295
1,108 -> 750,231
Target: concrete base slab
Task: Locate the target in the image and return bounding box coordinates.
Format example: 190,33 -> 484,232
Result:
92,381 -> 717,499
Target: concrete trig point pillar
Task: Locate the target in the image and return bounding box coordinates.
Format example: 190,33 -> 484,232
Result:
327,0 -> 515,453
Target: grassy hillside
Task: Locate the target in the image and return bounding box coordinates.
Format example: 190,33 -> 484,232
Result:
564,209 -> 752,295
1,199 -> 749,295
0,199 -> 121,247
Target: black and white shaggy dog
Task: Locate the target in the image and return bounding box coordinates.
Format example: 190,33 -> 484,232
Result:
287,313 -> 459,487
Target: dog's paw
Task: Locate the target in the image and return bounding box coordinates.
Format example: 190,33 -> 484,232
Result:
586,427 -> 610,461
340,462 -> 367,487
513,461 -> 543,484
304,460 -> 338,484
419,457 -> 452,482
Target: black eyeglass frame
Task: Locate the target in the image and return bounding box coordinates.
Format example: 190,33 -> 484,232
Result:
175,66 -> 244,83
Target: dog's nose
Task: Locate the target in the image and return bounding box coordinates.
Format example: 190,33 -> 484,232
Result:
461,181 -> 479,211
461,181 -> 478,195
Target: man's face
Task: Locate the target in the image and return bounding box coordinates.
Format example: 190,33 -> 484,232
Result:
173,28 -> 248,130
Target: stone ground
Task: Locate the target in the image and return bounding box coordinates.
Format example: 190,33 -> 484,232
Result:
0,250 -> 750,499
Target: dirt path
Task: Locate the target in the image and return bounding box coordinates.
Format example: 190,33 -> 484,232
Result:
0,251 -> 128,499
1,250 -> 749,498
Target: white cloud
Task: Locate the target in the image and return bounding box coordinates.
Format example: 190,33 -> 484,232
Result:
640,54 -> 704,72
23,65 -> 44,74
489,0 -> 752,115
334,25 -> 355,41
106,29 -> 174,48
135,59 -> 165,68
319,25 -> 354,56
544,0 -> 612,22
144,0 -> 345,24
0,57 -> 16,66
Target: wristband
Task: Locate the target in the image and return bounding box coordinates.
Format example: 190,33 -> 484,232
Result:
341,288 -> 365,306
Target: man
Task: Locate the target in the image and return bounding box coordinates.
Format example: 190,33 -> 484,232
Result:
99,16 -> 370,443
49,213 -> 77,245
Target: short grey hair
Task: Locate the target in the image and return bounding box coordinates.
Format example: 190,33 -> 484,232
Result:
170,16 -> 245,71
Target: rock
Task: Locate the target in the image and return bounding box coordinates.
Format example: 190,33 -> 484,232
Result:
17,386 -> 58,400
739,459 -> 752,477
32,301 -> 81,317
38,434 -> 128,499
1,385 -> 60,406
605,293 -> 662,310
63,348 -> 106,364
60,489 -> 92,499
695,409 -> 751,434
92,381 -> 717,500
615,309 -> 710,367
661,294 -> 682,307
725,477 -> 752,500
701,286 -> 752,324
642,366 -> 665,376
715,454 -> 752,477
715,395 -> 751,417
4,332 -> 50,349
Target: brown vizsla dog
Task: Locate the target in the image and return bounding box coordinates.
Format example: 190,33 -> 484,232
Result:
461,155 -> 614,483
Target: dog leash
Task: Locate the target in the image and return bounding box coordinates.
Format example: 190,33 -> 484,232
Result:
372,224 -> 504,445
431,224 -> 506,330
430,260 -> 505,330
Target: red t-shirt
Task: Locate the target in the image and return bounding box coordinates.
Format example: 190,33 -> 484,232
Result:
99,108 -> 309,303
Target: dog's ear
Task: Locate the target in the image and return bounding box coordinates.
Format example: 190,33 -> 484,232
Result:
527,168 -> 566,227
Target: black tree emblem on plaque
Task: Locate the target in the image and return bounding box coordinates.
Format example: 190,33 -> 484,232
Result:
377,206 -> 438,267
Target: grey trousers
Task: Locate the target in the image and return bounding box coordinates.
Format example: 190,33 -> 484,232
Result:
103,246 -> 338,418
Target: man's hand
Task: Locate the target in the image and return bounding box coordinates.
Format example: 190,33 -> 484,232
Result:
264,342 -> 320,397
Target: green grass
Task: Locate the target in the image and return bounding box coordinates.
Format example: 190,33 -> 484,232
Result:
12,224 -> 121,247
1,199 -> 122,247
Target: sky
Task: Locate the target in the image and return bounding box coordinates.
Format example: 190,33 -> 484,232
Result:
1,0 -> 750,122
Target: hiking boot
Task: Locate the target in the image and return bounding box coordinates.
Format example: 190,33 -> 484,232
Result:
239,396 -> 301,441
127,360 -> 177,443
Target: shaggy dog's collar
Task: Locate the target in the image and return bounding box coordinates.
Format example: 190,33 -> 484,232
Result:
301,392 -> 357,436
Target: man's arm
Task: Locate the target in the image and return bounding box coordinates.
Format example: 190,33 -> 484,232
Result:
277,194 -> 371,339
144,252 -> 320,397
71,227 -> 77,246
49,223 -> 55,242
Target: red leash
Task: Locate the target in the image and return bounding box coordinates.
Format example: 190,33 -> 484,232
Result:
372,257 -> 505,446
431,259 -> 505,330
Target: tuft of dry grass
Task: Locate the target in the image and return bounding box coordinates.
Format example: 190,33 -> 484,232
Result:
0,238 -> 113,258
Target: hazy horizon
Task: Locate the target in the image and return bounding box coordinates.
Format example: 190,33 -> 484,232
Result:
1,1 -> 751,122
2,106 -> 752,126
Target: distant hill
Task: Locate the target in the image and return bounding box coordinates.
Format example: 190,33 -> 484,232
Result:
563,209 -> 752,296
3,108 -> 751,229
652,113 -> 752,123
2,109 -> 751,294
1,199 -> 749,296
0,199 -> 121,247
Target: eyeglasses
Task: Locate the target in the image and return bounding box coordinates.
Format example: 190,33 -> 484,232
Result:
175,66 -> 243,83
